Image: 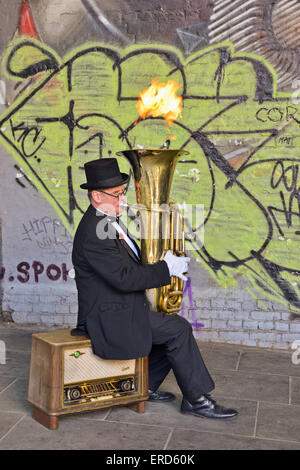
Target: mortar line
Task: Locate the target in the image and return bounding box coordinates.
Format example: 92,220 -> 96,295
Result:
102,407 -> 113,420
253,401 -> 260,438
2,348 -> 31,353
210,367 -> 299,378
0,414 -> 26,444
235,351 -> 242,371
163,427 -> 174,450
105,416 -> 300,445
72,415 -> 300,445
0,377 -> 18,395
104,417 -> 176,429
176,423 -> 300,444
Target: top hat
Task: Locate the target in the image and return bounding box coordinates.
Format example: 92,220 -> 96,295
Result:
80,158 -> 129,190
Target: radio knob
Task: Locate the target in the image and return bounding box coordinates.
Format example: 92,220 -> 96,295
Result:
69,387 -> 81,400
120,380 -> 132,392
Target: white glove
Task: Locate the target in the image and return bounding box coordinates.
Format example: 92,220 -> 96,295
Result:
163,250 -> 190,281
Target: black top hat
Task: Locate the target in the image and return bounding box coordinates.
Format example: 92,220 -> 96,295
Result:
80,158 -> 129,190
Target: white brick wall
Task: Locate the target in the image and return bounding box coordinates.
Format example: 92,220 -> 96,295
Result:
186,285 -> 300,350
2,283 -> 78,327
2,258 -> 300,351
4,282 -> 300,350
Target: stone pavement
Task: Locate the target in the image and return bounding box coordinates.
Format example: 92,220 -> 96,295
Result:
0,322 -> 300,450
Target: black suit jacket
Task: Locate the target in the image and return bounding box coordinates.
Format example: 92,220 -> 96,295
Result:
72,205 -> 171,360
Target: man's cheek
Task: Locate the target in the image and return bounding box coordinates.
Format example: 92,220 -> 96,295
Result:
119,195 -> 127,212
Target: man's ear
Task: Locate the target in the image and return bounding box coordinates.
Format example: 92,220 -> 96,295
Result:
91,190 -> 102,204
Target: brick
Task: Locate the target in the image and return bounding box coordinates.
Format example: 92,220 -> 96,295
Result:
1,301 -> 11,312
251,311 -> 281,321
136,11 -> 153,21
58,296 -> 69,305
227,320 -> 243,329
196,319 -> 211,329
193,310 -> 219,319
258,321 -> 274,330
40,315 -> 64,325
255,341 -> 278,349
69,303 -> 78,314
185,10 -> 204,21
122,15 -> 138,29
63,314 -> 77,326
210,298 -> 226,308
239,338 -> 257,347
281,312 -> 292,321
137,22 -> 160,38
255,299 -> 274,310
126,22 -> 139,34
11,312 -> 28,323
64,293 -> 78,304
40,295 -> 60,304
290,323 -> 300,333
193,330 -> 219,342
282,333 -> 300,343
194,298 -> 211,309
55,303 -> 70,314
225,300 -> 242,310
8,301 -> 32,313
37,303 -> 57,314
32,303 -> 42,313
157,10 -> 185,22
275,321 -> 289,332
9,294 -> 25,303
212,319 -> 227,329
218,311 -> 235,320
243,320 -> 258,330
250,332 -> 280,342
25,314 -> 42,324
272,342 -> 291,350
11,286 -> 34,296
186,0 -> 213,14
23,295 -> 40,303
234,311 -> 252,320
218,331 -> 250,344
241,300 -> 257,311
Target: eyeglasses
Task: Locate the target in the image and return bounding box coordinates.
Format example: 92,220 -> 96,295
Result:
97,188 -> 128,199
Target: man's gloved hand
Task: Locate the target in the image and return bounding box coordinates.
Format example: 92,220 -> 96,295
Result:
163,250 -> 190,281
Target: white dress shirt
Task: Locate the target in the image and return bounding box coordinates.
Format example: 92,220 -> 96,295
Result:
96,207 -> 140,259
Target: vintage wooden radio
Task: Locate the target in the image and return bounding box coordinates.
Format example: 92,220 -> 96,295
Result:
28,329 -> 148,429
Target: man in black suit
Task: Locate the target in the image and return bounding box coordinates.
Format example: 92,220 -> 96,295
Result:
71,158 -> 238,419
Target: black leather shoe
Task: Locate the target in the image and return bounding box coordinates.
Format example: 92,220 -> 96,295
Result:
181,395 -> 238,419
148,390 -> 176,402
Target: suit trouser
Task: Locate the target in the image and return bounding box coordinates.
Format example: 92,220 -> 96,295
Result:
147,310 -> 215,403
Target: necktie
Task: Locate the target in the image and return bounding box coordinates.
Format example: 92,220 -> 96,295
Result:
116,218 -> 140,259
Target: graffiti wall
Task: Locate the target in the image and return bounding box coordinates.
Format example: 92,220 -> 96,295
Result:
1,0 -> 300,349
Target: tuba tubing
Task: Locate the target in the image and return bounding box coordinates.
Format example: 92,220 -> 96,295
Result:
116,149 -> 189,314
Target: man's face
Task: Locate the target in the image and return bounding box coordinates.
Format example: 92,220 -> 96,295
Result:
91,184 -> 126,216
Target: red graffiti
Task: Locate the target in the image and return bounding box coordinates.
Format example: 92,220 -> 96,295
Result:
19,0 -> 39,40
0,261 -> 71,283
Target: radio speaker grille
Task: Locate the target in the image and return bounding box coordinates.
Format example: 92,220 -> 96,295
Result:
64,347 -> 136,384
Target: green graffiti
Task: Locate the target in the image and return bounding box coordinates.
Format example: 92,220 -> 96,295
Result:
1,37 -> 300,312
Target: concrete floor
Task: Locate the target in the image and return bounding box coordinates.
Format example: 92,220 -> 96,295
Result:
0,322 -> 300,450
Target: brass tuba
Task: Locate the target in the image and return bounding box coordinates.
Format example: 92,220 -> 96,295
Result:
116,149 -> 189,314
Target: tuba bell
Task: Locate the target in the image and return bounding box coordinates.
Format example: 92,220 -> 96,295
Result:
116,148 -> 189,314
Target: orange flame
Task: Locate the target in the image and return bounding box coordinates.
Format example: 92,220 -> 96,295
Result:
136,78 -> 183,125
